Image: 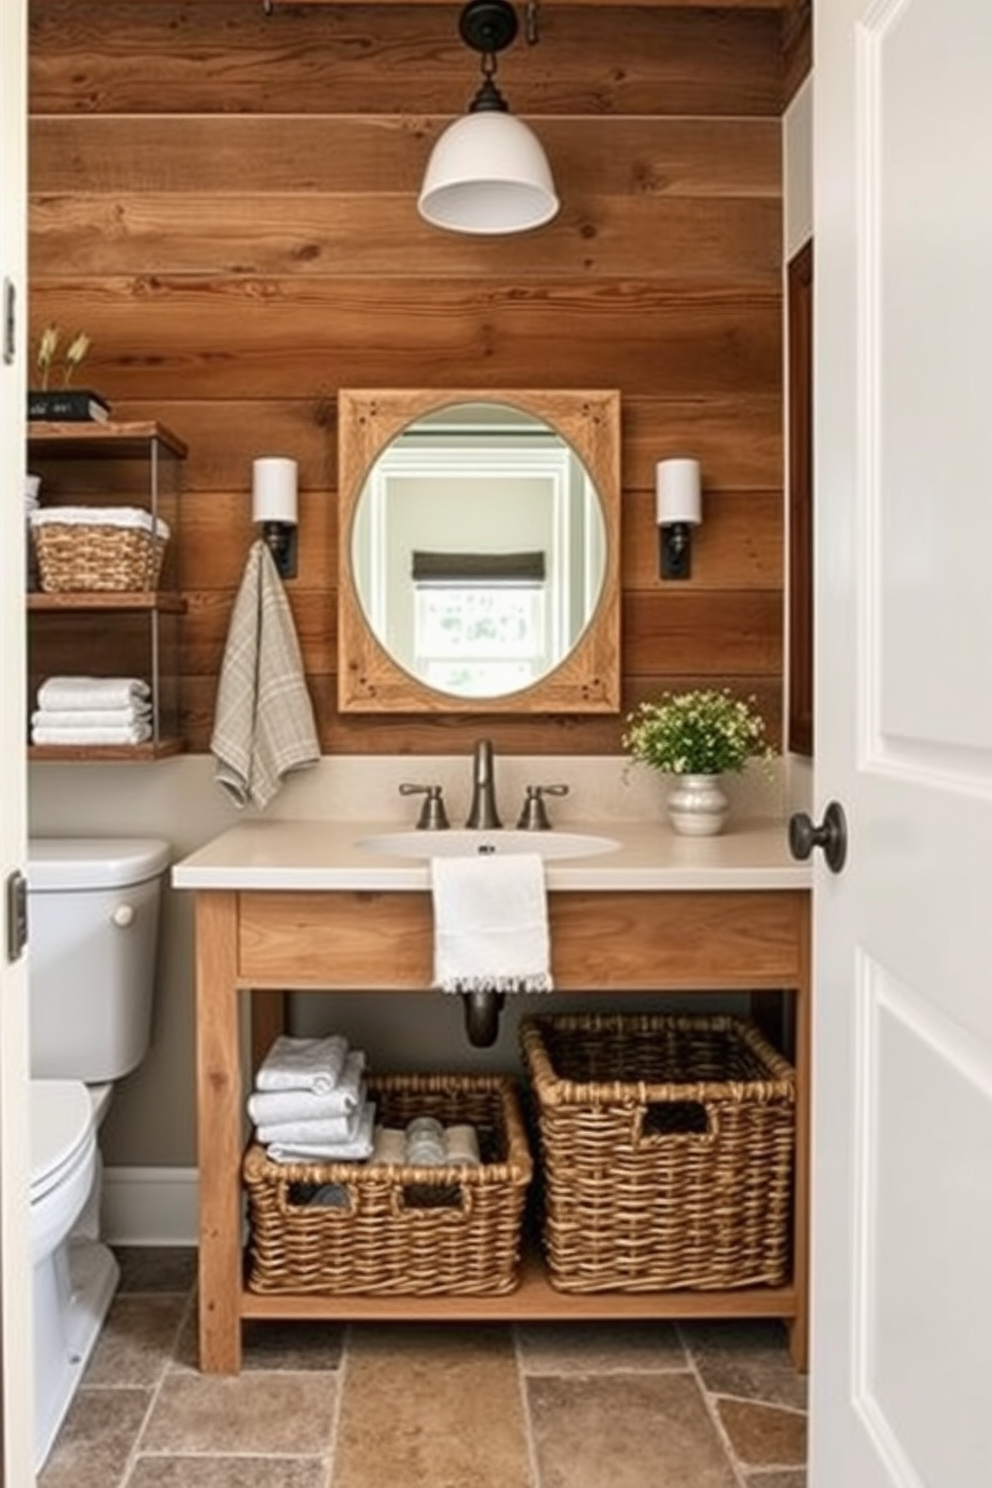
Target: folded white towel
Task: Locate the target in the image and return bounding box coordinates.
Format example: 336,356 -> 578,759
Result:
247,1050 -> 365,1124
31,722 -> 153,747
255,1034 -> 350,1096
266,1101 -> 376,1163
32,706 -> 152,729
256,1093 -> 366,1146
431,852 -> 553,993
211,540 -> 320,811
37,676 -> 152,712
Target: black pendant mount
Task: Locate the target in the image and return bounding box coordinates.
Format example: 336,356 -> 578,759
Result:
459,0 -> 520,56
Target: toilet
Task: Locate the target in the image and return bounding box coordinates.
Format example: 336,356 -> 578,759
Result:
27,836 -> 170,1472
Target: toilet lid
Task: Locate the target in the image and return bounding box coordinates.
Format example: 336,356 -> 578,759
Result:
31,1081 -> 95,1204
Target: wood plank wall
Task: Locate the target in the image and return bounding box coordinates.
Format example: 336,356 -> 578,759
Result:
27,0 -> 791,757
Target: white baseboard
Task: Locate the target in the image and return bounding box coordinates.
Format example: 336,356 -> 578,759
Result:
101,1165 -> 199,1246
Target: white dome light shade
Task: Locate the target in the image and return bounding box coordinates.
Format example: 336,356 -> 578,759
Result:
418,110 -> 560,235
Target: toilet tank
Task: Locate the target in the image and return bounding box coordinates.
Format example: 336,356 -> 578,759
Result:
27,838 -> 171,1082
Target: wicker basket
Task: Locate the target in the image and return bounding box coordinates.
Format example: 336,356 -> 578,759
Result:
244,1072 -> 533,1296
520,1013 -> 795,1293
30,506 -> 169,592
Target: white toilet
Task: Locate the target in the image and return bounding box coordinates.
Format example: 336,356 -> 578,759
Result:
27,836 -> 170,1471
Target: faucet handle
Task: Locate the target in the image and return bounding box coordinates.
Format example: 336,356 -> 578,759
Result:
517,783 -> 569,831
399,783 -> 450,831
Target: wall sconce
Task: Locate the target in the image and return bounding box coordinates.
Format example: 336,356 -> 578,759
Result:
656,458 -> 702,580
418,0 -> 559,236
252,457 -> 298,579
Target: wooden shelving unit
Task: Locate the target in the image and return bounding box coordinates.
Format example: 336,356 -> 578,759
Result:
26,421 -> 187,760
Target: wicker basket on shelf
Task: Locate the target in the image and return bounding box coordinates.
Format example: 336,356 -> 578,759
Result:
243,1072 -> 533,1296
520,1012 -> 796,1294
30,506 -> 169,592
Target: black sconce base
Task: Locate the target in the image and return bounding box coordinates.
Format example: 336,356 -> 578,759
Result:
659,522 -> 692,580
261,522 -> 298,580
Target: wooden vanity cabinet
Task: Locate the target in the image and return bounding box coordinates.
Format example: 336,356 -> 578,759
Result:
192,885 -> 810,1375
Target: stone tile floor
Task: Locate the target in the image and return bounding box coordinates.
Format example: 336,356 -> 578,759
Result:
40,1248 -> 807,1488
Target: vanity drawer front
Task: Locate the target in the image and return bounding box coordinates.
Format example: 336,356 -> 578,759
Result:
236,889 -> 807,991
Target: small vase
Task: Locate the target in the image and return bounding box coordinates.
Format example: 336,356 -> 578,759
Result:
666,773 -> 729,837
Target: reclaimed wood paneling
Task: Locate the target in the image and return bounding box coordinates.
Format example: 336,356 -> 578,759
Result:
27,0 -> 787,757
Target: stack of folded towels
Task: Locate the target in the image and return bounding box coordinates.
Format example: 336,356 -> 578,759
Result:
248,1034 -> 375,1163
31,675 -> 153,747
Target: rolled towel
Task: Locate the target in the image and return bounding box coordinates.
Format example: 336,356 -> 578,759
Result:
37,676 -> 151,712
31,722 -> 153,747
32,706 -> 152,729
444,1124 -> 482,1166
255,1034 -> 349,1096
266,1100 -> 376,1163
370,1126 -> 407,1165
247,1050 -> 365,1124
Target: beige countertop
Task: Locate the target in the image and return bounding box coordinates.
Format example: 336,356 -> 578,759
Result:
172,817 -> 810,894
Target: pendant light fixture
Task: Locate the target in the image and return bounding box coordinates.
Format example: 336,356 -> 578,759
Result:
418,0 -> 559,236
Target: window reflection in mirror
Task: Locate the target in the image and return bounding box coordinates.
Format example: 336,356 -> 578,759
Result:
338,390 -> 620,715
350,403 -> 606,700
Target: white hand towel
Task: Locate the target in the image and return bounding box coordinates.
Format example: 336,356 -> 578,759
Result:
255,1034 -> 350,1095
431,852 -> 553,993
32,706 -> 152,729
247,1050 -> 365,1124
210,539 -> 320,811
256,1093 -> 367,1146
265,1101 -> 376,1163
37,676 -> 151,712
31,722 -> 153,746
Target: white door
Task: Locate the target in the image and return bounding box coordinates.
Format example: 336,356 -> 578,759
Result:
0,0 -> 34,1482
810,2 -> 992,1486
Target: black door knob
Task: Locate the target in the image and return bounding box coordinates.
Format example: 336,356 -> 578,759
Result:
788,801 -> 848,873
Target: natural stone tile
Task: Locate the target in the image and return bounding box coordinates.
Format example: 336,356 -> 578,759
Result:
333,1323 -> 531,1488
517,1319 -> 686,1374
126,1458 -> 328,1488
680,1320 -> 808,1410
716,1399 -> 807,1468
527,1373 -> 737,1488
39,1387 -> 152,1488
139,1371 -> 337,1456
170,1301 -> 344,1374
84,1295 -> 189,1387
744,1471 -> 807,1488
113,1247 -> 198,1295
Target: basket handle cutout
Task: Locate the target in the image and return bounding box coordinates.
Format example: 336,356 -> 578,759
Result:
634,1100 -> 716,1144
282,1179 -> 357,1215
393,1181 -> 473,1218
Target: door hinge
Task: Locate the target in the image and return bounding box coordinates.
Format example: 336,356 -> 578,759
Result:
2,278 -> 15,366
5,871 -> 28,962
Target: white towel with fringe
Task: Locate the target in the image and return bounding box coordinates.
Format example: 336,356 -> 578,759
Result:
255,1034 -> 350,1096
431,852 -> 553,994
265,1101 -> 376,1164
210,539 -> 320,811
247,1050 -> 365,1124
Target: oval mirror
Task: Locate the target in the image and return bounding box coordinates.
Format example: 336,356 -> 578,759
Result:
338,389 -> 620,714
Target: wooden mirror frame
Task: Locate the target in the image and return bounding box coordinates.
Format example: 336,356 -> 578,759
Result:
337,389 -> 621,714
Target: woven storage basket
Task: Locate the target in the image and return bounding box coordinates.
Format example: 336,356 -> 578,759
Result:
31,506 -> 168,592
244,1072 -> 533,1296
520,1013 -> 795,1293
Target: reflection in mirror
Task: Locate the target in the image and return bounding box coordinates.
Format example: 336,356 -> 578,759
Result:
338,390 -> 620,714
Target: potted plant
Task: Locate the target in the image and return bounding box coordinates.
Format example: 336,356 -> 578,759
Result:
28,324 -> 110,422
622,688 -> 772,835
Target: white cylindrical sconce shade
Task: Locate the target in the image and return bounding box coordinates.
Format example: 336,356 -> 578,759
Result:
252,457 -> 298,526
655,458 -> 702,527
418,111 -> 559,235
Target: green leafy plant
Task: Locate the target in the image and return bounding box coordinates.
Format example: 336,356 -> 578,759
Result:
34,324 -> 92,389
622,688 -> 773,776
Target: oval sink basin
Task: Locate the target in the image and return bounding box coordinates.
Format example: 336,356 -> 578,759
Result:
355,829 -> 621,861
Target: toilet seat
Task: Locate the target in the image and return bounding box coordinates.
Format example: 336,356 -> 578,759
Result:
31,1081 -> 95,1206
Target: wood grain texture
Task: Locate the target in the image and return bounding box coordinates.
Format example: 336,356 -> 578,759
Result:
27,0 -> 787,759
